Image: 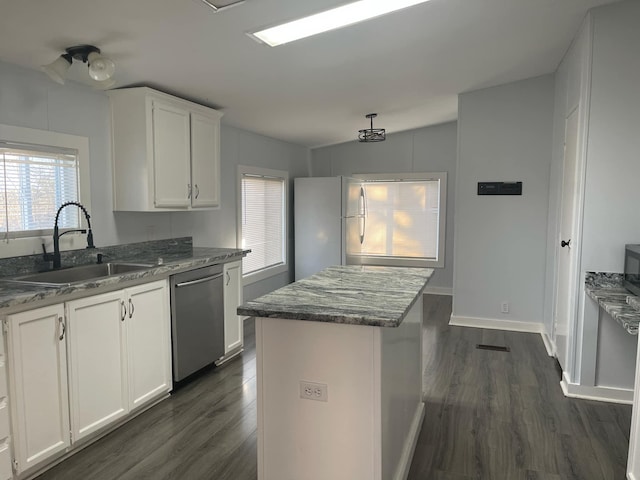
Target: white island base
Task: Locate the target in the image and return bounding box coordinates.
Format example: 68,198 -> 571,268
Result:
255,295 -> 423,480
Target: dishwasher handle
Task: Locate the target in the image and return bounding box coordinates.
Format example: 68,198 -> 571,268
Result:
175,273 -> 223,288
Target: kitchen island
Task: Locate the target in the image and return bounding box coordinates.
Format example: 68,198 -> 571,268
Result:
238,265 -> 433,480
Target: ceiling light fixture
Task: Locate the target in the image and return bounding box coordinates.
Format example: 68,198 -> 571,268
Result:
358,113 -> 386,143
249,0 -> 432,47
42,45 -> 115,88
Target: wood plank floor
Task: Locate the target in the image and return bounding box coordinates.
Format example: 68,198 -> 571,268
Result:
37,295 -> 631,480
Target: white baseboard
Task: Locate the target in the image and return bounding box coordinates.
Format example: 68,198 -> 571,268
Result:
540,330 -> 556,357
560,371 -> 633,405
394,402 -> 425,480
449,314 -> 543,334
422,286 -> 453,296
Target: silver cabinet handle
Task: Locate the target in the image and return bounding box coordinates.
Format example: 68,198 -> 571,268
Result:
121,301 -> 127,322
58,316 -> 66,341
187,184 -> 192,199
129,298 -> 134,319
195,184 -> 200,199
226,271 -> 230,286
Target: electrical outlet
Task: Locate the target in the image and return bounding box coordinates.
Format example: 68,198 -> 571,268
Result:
501,302 -> 509,314
299,381 -> 328,402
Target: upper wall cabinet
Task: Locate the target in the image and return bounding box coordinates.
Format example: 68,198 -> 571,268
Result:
108,87 -> 223,211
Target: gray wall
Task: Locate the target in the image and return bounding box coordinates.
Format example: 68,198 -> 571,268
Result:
581,0 -> 640,273
453,75 -> 554,325
0,60 -> 310,301
310,122 -> 457,292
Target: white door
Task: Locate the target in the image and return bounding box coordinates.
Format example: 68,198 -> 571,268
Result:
152,100 -> 191,208
553,107 -> 581,372
7,304 -> 70,474
190,112 -> 221,208
66,291 -> 129,441
224,261 -> 243,354
126,281 -> 172,410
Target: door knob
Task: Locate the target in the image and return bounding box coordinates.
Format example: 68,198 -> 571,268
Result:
561,239 -> 571,248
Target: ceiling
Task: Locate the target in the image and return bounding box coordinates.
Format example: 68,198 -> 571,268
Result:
0,0 -> 619,148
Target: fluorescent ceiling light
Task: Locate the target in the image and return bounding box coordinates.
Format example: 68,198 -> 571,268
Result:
249,0 -> 432,47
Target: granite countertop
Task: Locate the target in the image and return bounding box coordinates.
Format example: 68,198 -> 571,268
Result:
0,239 -> 249,311
585,272 -> 640,335
237,265 -> 433,328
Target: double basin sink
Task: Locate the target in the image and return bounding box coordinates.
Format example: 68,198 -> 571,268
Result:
2,262 -> 154,287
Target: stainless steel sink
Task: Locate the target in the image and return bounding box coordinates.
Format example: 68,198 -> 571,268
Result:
1,262 -> 155,287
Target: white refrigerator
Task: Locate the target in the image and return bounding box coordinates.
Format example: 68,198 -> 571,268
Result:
294,176 -> 365,280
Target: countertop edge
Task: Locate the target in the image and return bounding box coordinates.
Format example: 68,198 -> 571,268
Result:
0,248 -> 249,311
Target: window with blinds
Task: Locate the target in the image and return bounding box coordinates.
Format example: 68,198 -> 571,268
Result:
240,170 -> 287,277
0,142 -> 80,239
346,172 -> 447,268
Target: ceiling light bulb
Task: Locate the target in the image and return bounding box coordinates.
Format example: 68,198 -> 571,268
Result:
91,78 -> 116,90
87,51 -> 115,81
42,54 -> 72,85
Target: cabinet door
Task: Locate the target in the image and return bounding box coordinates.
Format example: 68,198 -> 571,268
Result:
126,280 -> 172,410
66,291 -> 128,441
224,261 -> 243,354
190,112 -> 221,208
6,304 -> 70,474
152,100 -> 191,208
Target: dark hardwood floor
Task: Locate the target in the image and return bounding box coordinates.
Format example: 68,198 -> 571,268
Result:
37,295 -> 631,480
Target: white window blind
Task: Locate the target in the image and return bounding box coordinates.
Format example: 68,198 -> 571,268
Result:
359,180 -> 440,259
346,173 -> 447,268
241,173 -> 286,276
0,142 -> 79,239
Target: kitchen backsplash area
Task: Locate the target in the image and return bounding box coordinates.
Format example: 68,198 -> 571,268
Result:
0,237 -> 194,277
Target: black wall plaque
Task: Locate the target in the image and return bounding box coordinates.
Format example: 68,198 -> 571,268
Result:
477,182 -> 522,195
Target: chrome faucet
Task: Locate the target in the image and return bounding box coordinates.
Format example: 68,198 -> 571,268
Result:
43,201 -> 95,269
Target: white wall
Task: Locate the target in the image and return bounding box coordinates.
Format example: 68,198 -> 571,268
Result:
580,0 -> 640,273
453,75 -> 554,326
310,122 -> 457,292
0,60 -> 310,300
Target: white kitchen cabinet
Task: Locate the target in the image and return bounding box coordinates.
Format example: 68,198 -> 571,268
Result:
126,281 -> 172,410
66,291 -> 129,442
190,112 -> 221,208
6,304 -> 70,474
108,87 -> 223,212
152,101 -> 192,208
223,261 -> 243,355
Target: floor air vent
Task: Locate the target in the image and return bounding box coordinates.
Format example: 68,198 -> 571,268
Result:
476,344 -> 510,352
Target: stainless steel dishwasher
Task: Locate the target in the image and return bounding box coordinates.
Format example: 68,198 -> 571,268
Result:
170,264 -> 225,382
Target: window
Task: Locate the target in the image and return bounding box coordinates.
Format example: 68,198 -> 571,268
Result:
1,143 -> 80,238
0,124 -> 90,257
238,166 -> 288,283
346,172 -> 447,268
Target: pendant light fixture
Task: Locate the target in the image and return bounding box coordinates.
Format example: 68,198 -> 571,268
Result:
42,45 -> 115,88
358,113 -> 386,143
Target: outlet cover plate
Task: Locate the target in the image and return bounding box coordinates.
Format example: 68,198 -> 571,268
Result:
299,381 -> 328,402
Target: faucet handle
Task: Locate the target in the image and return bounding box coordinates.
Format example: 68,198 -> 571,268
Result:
42,243 -> 53,262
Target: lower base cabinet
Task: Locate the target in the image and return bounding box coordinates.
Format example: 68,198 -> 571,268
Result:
223,261 -> 243,355
5,304 -> 70,475
4,279 -> 171,476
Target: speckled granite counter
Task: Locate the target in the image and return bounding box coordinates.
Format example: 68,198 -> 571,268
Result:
238,265 -> 433,327
585,272 -> 640,335
0,238 -> 249,311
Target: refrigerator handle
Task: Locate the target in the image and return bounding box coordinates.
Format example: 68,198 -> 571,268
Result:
359,186 -> 366,244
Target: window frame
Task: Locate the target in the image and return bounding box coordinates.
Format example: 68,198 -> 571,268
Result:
0,124 -> 91,258
237,165 -> 289,285
349,172 -> 447,269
